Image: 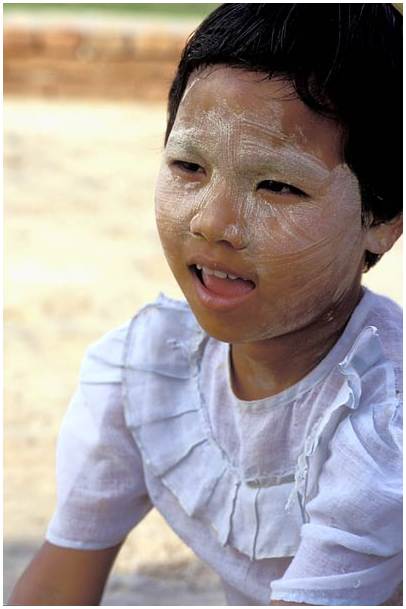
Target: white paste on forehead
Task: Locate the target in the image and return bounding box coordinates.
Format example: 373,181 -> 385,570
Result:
180,65 -> 232,104
171,100 -> 332,189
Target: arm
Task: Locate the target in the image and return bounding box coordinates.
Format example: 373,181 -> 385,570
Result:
8,540 -> 121,606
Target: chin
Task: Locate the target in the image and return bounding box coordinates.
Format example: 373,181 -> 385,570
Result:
190,306 -> 263,344
186,306 -> 238,343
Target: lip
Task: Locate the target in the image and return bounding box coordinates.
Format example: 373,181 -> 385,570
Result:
189,264 -> 257,312
188,254 -> 256,284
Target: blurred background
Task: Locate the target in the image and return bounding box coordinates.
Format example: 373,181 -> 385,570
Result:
4,3 -> 227,605
4,2 -> 402,605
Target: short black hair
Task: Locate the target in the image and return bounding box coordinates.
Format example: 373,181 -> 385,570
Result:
165,3 -> 402,270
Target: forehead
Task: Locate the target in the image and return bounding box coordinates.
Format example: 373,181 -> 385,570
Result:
172,66 -> 344,170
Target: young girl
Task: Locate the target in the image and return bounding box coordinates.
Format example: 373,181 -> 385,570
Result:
10,4 -> 402,606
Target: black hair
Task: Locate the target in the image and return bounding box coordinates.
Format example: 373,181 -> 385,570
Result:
165,3 -> 402,270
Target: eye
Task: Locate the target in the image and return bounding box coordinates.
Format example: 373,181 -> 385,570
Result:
257,180 -> 307,197
171,160 -> 205,175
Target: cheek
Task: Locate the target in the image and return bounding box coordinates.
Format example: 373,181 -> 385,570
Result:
155,167 -> 194,240
250,166 -> 364,268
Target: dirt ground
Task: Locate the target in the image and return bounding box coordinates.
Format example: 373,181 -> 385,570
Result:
4,96 -> 224,605
4,97 -> 402,605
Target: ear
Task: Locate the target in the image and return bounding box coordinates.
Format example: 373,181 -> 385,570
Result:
364,214 -> 403,255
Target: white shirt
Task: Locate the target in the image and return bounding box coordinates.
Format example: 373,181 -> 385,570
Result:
46,287 -> 402,605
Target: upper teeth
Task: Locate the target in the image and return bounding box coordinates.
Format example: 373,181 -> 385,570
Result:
196,264 -> 240,280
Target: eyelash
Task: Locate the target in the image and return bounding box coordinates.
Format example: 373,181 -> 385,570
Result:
257,180 -> 307,197
170,161 -> 307,197
171,160 -> 204,174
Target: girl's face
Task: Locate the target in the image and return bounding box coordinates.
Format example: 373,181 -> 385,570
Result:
155,66 -> 367,343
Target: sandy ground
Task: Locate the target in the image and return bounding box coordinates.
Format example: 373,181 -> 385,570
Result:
4,97 -> 402,605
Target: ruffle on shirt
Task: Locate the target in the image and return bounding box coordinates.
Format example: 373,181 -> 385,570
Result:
122,294 -> 401,562
271,329 -> 402,605
287,325 -> 401,524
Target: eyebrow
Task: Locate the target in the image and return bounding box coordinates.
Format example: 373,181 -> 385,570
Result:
247,147 -> 331,185
165,136 -> 203,158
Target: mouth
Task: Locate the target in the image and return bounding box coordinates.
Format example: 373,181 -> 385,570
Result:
189,264 -> 256,310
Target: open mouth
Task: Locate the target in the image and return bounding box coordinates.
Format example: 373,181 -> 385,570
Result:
190,264 -> 256,298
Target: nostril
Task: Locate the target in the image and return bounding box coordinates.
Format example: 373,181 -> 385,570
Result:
222,224 -> 248,250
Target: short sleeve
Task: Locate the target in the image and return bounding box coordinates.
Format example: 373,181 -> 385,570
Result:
46,323 -> 152,550
271,399 -> 403,606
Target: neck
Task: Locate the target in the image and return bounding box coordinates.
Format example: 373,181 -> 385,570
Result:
230,285 -> 363,401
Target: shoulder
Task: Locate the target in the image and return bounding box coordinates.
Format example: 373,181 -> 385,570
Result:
340,289 -> 402,402
127,292 -> 200,343
301,307 -> 402,518
315,315 -> 402,528
362,289 -> 402,369
79,294 -> 202,384
123,293 -> 205,379
340,303 -> 402,459
79,320 -> 131,384
362,287 -> 402,324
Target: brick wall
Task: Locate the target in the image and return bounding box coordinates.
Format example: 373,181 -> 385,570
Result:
4,15 -> 196,100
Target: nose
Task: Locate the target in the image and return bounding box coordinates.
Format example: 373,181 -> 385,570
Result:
189,185 -> 248,250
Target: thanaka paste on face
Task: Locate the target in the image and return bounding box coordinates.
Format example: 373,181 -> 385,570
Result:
155,67 -> 367,347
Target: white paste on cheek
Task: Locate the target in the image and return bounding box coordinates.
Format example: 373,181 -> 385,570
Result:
277,165 -> 362,250
158,107 -> 251,246
249,163 -> 365,304
259,164 -> 365,319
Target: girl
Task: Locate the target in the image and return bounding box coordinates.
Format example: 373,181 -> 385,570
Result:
10,4 -> 402,606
